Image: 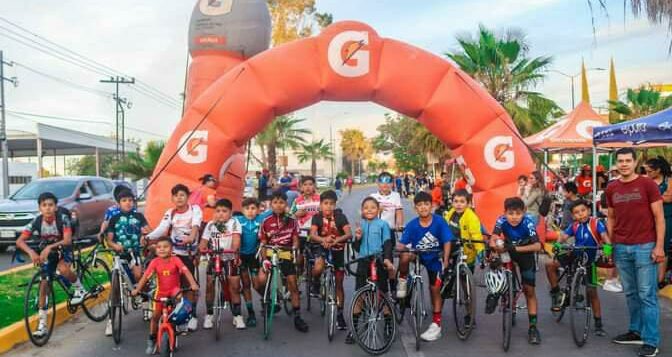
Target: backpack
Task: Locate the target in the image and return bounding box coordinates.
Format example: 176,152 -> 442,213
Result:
571,217 -> 602,245
538,193 -> 552,217
32,207 -> 71,238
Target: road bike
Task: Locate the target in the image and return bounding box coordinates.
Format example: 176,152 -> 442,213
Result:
318,249 -> 338,341
203,247 -> 237,341
109,250 -> 143,344
443,238 -> 483,341
259,244 -> 295,340
486,251 -> 523,352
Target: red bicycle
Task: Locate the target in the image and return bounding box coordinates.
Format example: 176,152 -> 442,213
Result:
202,248 -> 238,341
140,288 -> 193,357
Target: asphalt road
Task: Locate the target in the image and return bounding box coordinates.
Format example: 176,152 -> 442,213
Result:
6,187 -> 672,357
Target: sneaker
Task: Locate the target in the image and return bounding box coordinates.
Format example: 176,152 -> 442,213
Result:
594,326 -> 607,337
464,314 -> 473,328
345,332 -> 355,344
246,314 -> 257,328
176,323 -> 188,335
613,331 -> 643,345
337,314 -> 347,330
145,339 -> 155,355
187,317 -> 198,332
142,302 -> 151,321
203,314 -> 214,330
396,278 -> 408,299
485,294 -> 499,314
638,345 -> 659,357
420,322 -> 442,341
603,279 -> 623,293
233,315 -> 246,330
33,310 -> 48,338
528,326 -> 541,345
294,316 -> 309,333
310,282 -> 320,298
550,291 -> 562,312
70,288 -> 87,305
105,319 -> 113,336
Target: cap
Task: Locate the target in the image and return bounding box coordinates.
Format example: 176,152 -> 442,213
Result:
582,164 -> 591,171
596,165 -> 605,173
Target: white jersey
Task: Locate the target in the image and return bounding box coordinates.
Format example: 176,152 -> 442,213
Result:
148,205 -> 203,256
201,219 -> 241,260
369,191 -> 402,229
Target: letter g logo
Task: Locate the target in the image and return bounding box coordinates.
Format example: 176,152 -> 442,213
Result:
327,31 -> 370,77
178,130 -> 208,164
484,136 -> 515,170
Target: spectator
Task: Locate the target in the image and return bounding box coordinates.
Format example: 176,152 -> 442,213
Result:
190,174 -> 218,222
643,156 -> 672,289
440,172 -> 451,208
395,175 -> 404,196
517,175 -> 529,198
346,176 -> 353,195
607,148 -> 665,357
257,170 -> 268,202
404,175 -> 411,197
334,176 -> 343,197
522,171 -> 545,225
279,171 -> 292,194
576,165 -> 593,198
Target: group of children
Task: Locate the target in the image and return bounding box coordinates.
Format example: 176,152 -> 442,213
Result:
16,169 -> 615,353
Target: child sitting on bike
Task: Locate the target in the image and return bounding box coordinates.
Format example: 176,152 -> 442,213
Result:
199,198 -> 245,330
132,237 -> 199,355
398,191 -> 454,342
16,192 -> 85,337
370,172 -> 404,232
346,196 -> 396,344
104,188 -> 149,336
290,176 -> 321,270
236,197 -> 271,327
309,190 -> 352,331
487,197 -> 543,345
545,199 -> 612,336
443,189 -> 485,272
147,184 -> 202,331
98,185 -> 138,242
257,191 -> 309,333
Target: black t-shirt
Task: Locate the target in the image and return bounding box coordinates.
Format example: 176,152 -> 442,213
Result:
311,211 -> 350,250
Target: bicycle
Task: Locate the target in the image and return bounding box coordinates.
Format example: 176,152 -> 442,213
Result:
319,249 -> 338,341
203,247 -> 237,341
444,238 -> 484,341
109,250 -> 143,344
345,253 -> 397,356
138,288 -> 193,357
22,237 -> 111,347
258,244 -> 295,340
486,249 -> 523,352
551,244 -> 602,347
301,228 -> 318,313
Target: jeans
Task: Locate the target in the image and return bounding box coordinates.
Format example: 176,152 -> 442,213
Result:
614,242 -> 660,347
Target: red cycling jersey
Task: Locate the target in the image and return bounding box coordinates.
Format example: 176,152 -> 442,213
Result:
259,214 -> 298,247
143,256 -> 188,297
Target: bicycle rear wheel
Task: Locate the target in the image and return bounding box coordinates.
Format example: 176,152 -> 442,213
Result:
570,270 -> 590,347
502,271 -> 513,352
214,275 -> 223,341
453,264 -> 475,340
411,279 -> 424,351
24,272 -> 55,347
263,269 -> 278,340
304,259 -> 312,312
347,286 -> 397,355
81,258 -> 111,322
326,270 -> 336,342
110,270 -> 123,344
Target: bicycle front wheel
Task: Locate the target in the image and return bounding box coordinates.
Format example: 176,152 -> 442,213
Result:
411,279 -> 424,351
80,258 -> 111,322
348,286 -> 397,355
110,270 -> 123,344
569,270 -> 590,347
24,272 -> 55,347
263,268 -> 279,340
326,270 -> 336,342
502,271 -> 513,352
454,264 -> 475,340
214,275 -> 223,341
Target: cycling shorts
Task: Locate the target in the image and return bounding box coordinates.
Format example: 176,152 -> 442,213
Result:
177,255 -> 196,289
510,251 -> 536,287
41,247 -> 73,277
239,254 -> 260,275
309,245 -> 345,270
355,259 -> 389,292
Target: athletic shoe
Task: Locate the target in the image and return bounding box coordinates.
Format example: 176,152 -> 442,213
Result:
638,345 -> 659,357
246,314 -> 257,328
187,317 -> 198,332
603,279 -> 623,293
612,331 -> 643,345
33,310 -> 48,337
294,316 -> 309,333
594,326 -> 607,337
203,314 -> 214,330
550,291 -> 562,312
105,319 -> 113,336
70,288 -> 87,305
337,314 -> 347,330
420,322 -> 442,341
485,294 -> 499,314
233,315 -> 246,330
345,332 -> 355,344
528,326 -> 541,345
310,282 -> 321,298
396,278 -> 408,299
145,339 -> 155,355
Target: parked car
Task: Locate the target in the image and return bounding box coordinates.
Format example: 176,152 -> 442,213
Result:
354,176 -> 368,184
0,176 -> 117,249
315,176 -> 331,188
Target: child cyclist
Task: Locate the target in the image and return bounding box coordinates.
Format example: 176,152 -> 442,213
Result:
545,199 -> 612,336
345,197 -> 396,344
257,191 -> 309,333
16,192 -> 86,337
398,192 -> 454,342
290,176 -> 321,270
443,189 -> 485,272
370,172 -> 404,232
199,199 -> 245,330
132,237 -> 199,355
487,197 -> 543,345
147,184 -> 202,331
236,197 -> 271,327
104,189 -> 150,336
309,190 -> 352,330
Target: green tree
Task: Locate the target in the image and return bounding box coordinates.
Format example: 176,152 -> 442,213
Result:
608,87 -> 672,122
115,141 -> 165,180
255,114 -> 311,174
296,139 -> 334,177
68,154 -> 116,177
373,113 -> 428,173
445,25 -> 563,136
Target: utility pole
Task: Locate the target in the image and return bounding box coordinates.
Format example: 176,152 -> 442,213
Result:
100,76 -> 134,159
0,51 -> 17,198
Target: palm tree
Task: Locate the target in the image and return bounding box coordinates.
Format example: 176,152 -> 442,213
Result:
445,25 -> 563,136
410,124 -> 450,162
340,129 -> 372,179
608,87 -> 672,122
296,139 -> 334,177
116,141 -> 165,180
255,114 -> 311,174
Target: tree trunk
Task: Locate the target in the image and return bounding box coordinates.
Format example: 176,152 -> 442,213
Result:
268,142 -> 277,175
350,157 -> 355,179
311,158 -> 317,178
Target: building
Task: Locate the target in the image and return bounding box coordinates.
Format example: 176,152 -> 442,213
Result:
0,162 -> 37,195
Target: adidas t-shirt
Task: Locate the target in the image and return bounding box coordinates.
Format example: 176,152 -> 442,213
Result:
400,214 -> 454,272
369,191 -> 402,228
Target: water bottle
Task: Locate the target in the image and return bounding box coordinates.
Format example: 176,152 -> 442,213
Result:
496,240 -> 511,263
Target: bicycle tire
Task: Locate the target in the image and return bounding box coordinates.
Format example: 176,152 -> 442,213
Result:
282,284 -> 292,316
570,269 -> 590,347
454,264 -> 475,340
81,258 -> 111,322
264,268 -> 278,340
502,270 -> 513,352
347,286 -> 397,355
24,272 -> 55,347
412,279 -> 423,351
327,270 -> 336,342
214,275 -> 222,341
320,273 -> 327,317
160,330 -> 172,357
110,270 -> 123,344
305,260 -> 312,312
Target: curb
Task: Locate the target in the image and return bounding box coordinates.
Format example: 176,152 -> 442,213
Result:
0,284 -> 110,355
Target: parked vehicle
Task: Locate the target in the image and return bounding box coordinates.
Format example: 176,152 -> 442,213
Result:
315,176 -> 331,188
0,176 -> 117,249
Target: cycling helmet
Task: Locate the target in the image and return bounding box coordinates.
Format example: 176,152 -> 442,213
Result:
168,297 -> 193,325
485,270 -> 507,295
377,172 -> 393,184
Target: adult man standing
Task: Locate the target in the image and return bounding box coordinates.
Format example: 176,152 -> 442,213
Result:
606,148 -> 665,357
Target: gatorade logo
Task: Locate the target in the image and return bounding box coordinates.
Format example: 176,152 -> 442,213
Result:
576,120 -> 603,139
484,136 -> 515,170
178,130 -> 208,164
199,0 -> 233,16
327,31 -> 370,77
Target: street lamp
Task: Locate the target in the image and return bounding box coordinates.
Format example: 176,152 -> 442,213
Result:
549,67 -> 605,109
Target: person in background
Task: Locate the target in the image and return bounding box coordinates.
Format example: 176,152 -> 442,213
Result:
404,174 -> 411,198
643,156 -> 672,289
596,165 -> 609,190
517,175 -> 529,198
346,176 -> 353,195
523,171 -> 545,225
395,175 -> 404,196
279,171 -> 292,194
190,174 -> 218,223
257,170 -> 268,203
440,172 -> 451,209
559,182 -> 580,230
286,174 -> 300,208
334,176 -> 343,197
576,165 -> 593,198
431,179 -> 444,213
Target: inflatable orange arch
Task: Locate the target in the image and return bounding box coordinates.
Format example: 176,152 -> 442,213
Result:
146,21 -> 534,228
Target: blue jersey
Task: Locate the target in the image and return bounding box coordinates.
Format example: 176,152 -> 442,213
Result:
236,210 -> 272,255
563,218 -> 606,262
400,214 -> 454,272
492,214 -> 539,245
359,218 -> 391,258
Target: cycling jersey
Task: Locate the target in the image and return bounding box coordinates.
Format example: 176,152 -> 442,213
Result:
143,256 -> 188,297
147,205 -> 203,256
201,218 -> 241,260
106,211 -> 148,253
492,214 -> 539,245
290,194 -> 321,229
311,211 -> 349,250
400,214 -> 454,272
563,218 -> 606,262
443,207 -> 484,265
358,217 -> 391,258
236,210 -> 272,255
22,213 -> 72,243
369,191 -> 402,228
259,214 -> 298,247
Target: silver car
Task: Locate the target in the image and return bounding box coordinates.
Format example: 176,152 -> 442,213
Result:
0,176 -> 117,249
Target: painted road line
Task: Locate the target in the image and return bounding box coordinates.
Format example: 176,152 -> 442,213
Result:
399,323 -> 425,357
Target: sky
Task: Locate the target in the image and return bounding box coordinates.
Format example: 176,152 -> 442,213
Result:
1,0 -> 671,153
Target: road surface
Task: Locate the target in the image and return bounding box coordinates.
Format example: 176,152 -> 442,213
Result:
6,187 -> 672,357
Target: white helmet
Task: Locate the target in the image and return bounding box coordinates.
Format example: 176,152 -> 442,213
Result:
485,270 -> 507,295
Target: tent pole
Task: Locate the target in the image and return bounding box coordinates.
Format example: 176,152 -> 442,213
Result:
543,149 -> 549,184
592,145 -> 598,215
